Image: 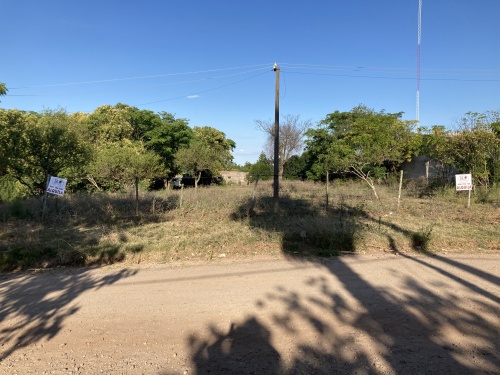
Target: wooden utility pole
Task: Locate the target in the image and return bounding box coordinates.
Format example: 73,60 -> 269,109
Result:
273,63 -> 280,200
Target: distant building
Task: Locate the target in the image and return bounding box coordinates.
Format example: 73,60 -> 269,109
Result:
220,171 -> 248,185
402,156 -> 457,181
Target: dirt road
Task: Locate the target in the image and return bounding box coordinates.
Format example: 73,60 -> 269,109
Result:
1,253 -> 499,374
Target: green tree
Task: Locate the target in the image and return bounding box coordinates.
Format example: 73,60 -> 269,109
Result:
417,125 -> 455,182
77,105 -> 194,188
175,126 -> 236,190
193,126 -> 235,168
0,110 -> 36,195
175,139 -> 222,190
146,112 -> 193,182
107,104 -> 194,187
283,154 -> 307,180
248,152 -> 273,182
0,82 -> 7,101
91,142 -> 165,213
306,105 -> 418,199
83,104 -> 134,145
0,109 -> 90,198
451,111 -> 500,186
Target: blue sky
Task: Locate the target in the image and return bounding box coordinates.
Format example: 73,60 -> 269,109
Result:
2,0 -> 499,165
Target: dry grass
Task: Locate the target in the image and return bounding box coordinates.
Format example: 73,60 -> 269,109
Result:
0,180 -> 498,271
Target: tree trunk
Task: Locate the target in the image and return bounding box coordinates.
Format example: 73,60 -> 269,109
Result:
351,167 -> 379,200
195,172 -> 202,192
86,175 -> 102,191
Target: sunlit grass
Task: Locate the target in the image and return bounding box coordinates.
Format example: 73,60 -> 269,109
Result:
0,180 -> 498,270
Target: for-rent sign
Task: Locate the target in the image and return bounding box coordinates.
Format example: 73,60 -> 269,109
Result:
47,176 -> 67,196
455,174 -> 473,191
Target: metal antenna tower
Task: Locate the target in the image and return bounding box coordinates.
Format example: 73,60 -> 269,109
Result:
416,0 -> 422,122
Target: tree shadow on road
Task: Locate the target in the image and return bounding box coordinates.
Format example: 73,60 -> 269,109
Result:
376,213 -> 500,306
184,196 -> 499,374
0,267 -> 138,360
187,318 -> 282,374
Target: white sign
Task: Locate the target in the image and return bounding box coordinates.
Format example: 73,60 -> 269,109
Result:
47,176 -> 67,196
455,174 -> 472,191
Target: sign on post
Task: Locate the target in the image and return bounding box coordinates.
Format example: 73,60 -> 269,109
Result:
455,174 -> 472,191
46,176 -> 67,196
455,174 -> 472,208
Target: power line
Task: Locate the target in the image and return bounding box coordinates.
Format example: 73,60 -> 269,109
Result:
8,63 -> 272,90
279,62 -> 500,75
135,70 -> 271,107
7,67 -> 272,98
9,62 -> 500,94
281,71 -> 500,82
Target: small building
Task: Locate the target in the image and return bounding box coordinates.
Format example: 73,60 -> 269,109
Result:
220,170 -> 248,185
402,155 -> 457,181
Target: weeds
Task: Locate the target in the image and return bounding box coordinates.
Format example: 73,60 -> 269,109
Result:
0,181 -> 498,270
411,224 -> 434,252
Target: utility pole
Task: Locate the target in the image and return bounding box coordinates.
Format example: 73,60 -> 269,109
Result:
273,63 -> 280,200
416,0 -> 422,122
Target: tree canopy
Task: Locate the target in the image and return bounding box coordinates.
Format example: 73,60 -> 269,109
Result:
0,82 -> 7,100
247,152 -> 273,182
2,97 -> 500,202
0,104 -> 200,198
0,109 -> 90,198
175,127 -> 236,189
305,105 -> 418,198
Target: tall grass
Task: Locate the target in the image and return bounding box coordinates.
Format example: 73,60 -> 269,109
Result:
0,180 -> 498,271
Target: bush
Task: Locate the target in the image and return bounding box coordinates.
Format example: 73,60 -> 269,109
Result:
0,175 -> 30,202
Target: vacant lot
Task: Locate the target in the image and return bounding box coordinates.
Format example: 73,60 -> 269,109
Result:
1,181 -> 499,270
1,181 -> 498,373
0,253 -> 499,374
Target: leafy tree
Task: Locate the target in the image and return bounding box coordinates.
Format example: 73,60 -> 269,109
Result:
305,105 -> 418,199
91,142 -> 165,212
91,142 -> 163,185
193,126 -> 235,168
146,112 -> 193,181
247,152 -> 273,182
175,126 -> 236,190
175,139 -> 222,190
83,104 -> 134,145
0,109 -> 90,198
0,175 -> 29,201
0,82 -> 7,102
303,125 -> 336,181
113,103 -> 162,142
283,154 -> 307,180
455,110 -> 500,131
106,104 -> 194,187
452,111 -> 500,186
417,125 -> 456,182
0,110 -> 35,195
255,114 -> 311,178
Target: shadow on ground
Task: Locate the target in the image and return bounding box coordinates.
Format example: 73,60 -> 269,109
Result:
182,196 -> 499,374
0,267 -> 138,360
0,194 -> 179,270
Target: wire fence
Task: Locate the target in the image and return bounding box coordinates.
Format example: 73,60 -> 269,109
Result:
218,170 -> 499,213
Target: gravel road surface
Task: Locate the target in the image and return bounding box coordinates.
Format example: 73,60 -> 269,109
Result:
1,253 -> 499,374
